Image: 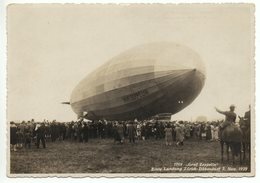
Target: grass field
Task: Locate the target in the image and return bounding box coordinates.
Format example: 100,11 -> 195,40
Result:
10,138 -> 250,174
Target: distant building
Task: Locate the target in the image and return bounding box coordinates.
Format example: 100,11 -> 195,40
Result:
196,116 -> 207,122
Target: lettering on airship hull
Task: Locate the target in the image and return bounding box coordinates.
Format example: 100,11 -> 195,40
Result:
122,89 -> 149,102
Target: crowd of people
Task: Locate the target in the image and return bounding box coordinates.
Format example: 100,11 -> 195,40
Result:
10,118 -> 223,151
10,104 -> 251,151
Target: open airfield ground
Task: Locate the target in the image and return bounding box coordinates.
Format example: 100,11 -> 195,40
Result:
10,139 -> 250,174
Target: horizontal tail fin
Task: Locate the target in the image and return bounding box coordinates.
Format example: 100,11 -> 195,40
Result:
61,102 -> 70,105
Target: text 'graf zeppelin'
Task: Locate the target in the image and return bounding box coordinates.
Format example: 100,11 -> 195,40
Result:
122,89 -> 149,102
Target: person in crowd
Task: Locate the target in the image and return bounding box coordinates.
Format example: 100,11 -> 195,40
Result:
244,105 -> 251,128
82,122 -> 89,143
175,122 -> 184,146
69,121 -> 74,140
68,122 -> 74,140
164,123 -> 173,146
73,122 -> 78,141
215,105 -> 237,129
106,121 -> 113,139
44,123 -> 51,142
211,123 -> 219,141
112,122 -> 120,143
10,122 -> 18,152
116,122 -> 124,144
200,124 -> 205,139
141,122 -> 146,140
97,120 -> 105,139
153,121 -> 160,140
127,121 -> 136,143
144,122 -> 152,140
50,121 -> 57,142
77,121 -> 83,142
205,123 -> 212,141
184,124 -> 191,139
61,123 -> 66,140
136,122 -> 142,140
242,105 -> 251,143
16,127 -> 24,149
159,122 -> 165,139
24,125 -> 32,149
35,122 -> 46,149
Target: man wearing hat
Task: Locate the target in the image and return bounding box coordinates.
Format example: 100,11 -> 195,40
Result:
215,104 -> 237,129
244,105 -> 251,123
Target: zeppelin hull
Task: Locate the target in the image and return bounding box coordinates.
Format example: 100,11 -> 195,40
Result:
70,42 -> 206,120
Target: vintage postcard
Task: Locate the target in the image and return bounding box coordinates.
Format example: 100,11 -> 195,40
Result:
6,3 -> 255,177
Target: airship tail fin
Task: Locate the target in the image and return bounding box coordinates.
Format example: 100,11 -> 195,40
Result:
61,102 -> 70,105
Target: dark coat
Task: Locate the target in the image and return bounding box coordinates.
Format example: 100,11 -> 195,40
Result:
36,125 -> 46,138
127,124 -> 136,139
244,110 -> 251,123
10,125 -> 17,145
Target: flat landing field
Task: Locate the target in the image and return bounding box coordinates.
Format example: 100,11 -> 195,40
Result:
10,139 -> 250,174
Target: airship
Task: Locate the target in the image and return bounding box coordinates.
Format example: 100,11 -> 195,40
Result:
70,42 -> 206,120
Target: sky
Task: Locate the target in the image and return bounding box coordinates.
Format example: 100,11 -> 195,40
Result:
7,4 -> 254,122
